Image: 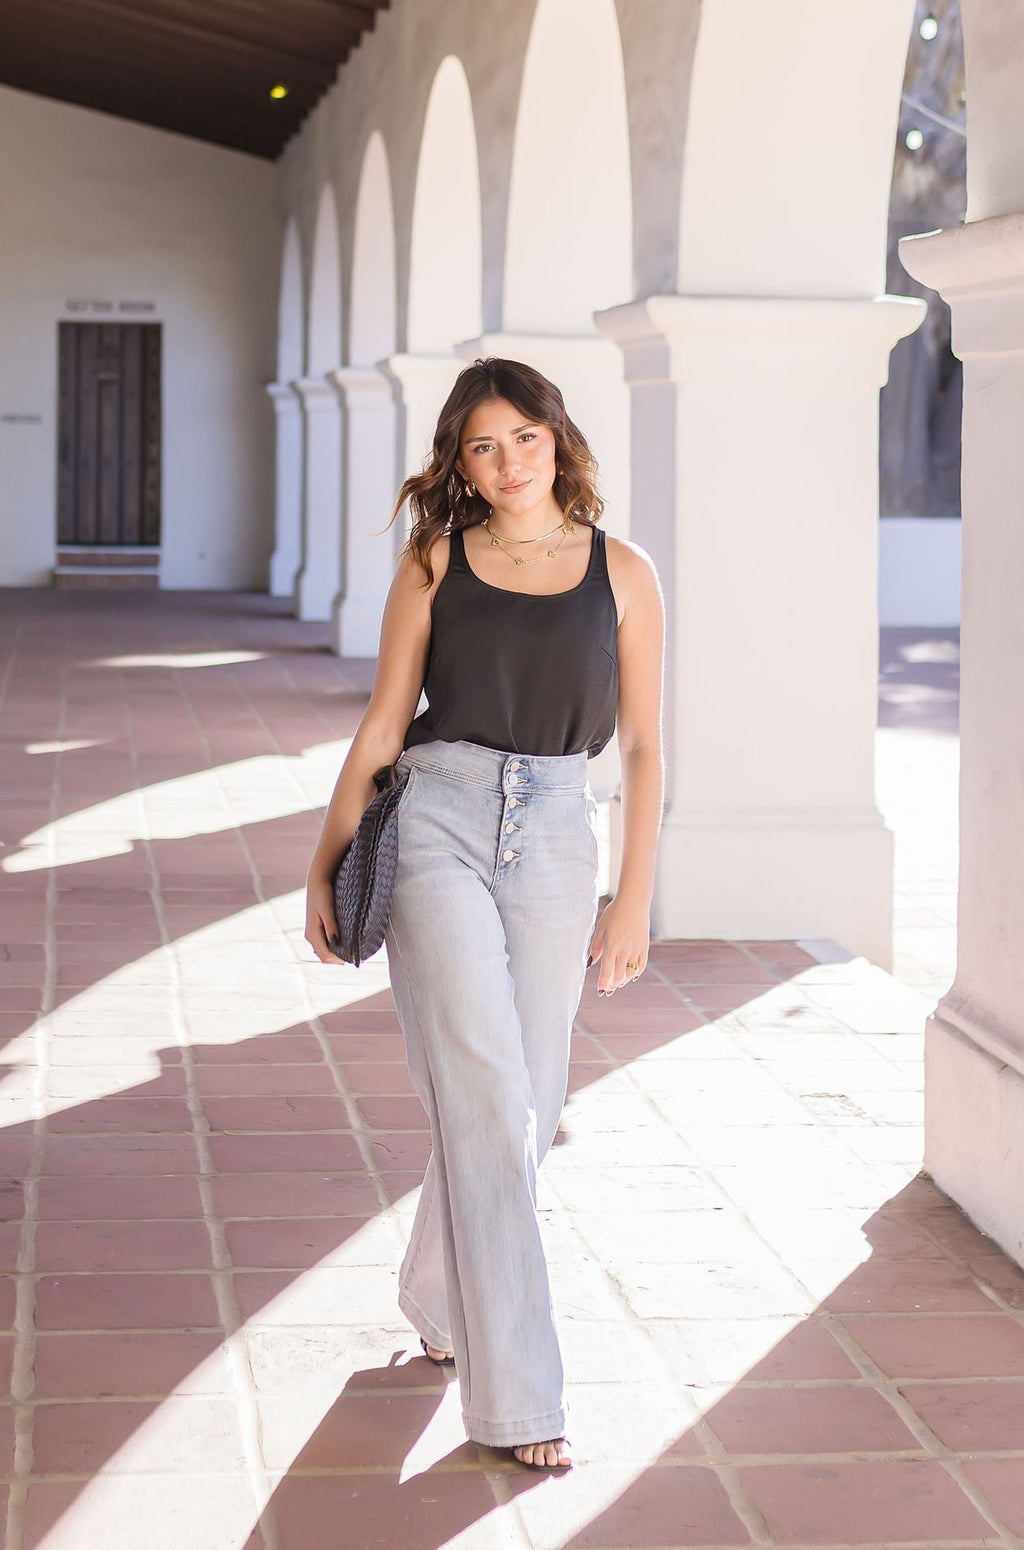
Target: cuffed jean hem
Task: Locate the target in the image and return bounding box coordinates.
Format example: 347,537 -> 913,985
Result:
464,1406 -> 568,1448
398,1285 -> 451,1354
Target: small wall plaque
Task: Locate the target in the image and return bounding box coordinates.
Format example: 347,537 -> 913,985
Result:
1,413 -> 43,425
65,300 -> 157,316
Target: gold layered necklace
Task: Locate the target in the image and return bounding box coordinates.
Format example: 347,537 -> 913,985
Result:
483,515 -> 576,567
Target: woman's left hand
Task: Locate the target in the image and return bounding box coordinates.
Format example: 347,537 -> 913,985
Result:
586,895 -> 650,995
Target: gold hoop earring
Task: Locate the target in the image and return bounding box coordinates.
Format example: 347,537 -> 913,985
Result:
465,481 -> 476,498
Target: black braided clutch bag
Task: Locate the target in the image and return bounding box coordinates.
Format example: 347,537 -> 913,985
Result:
330,763 -> 410,967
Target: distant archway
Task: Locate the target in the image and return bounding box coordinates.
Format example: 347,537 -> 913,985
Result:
504,0 -> 632,332
295,183 -> 343,621
350,131 -> 397,367
268,219 -> 304,599
335,133 -> 400,655
307,184 -> 342,375
277,219 -> 304,381
407,55 -> 482,352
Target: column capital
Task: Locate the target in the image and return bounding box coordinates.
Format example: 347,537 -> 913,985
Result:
328,365 -> 394,409
901,211 -> 1024,356
291,375 -> 340,411
265,380 -> 301,413
379,352 -> 462,389
593,293 -> 924,385
456,331 -> 621,368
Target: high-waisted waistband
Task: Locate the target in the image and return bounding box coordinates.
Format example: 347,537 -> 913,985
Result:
397,738 -> 589,794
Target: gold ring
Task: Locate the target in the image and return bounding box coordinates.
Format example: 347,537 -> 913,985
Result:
626,959 -> 639,970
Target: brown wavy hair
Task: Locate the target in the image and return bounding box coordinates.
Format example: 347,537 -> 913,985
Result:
383,356 -> 604,587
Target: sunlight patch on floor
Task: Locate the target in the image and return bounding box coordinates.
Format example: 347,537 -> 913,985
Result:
3,742 -> 353,872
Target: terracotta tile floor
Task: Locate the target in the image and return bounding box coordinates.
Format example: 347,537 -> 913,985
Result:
1,590 -> 1020,1550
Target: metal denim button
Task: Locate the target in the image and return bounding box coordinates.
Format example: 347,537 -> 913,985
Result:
502,849 -> 516,861
504,822 -> 516,834
506,774 -> 517,786
507,796 -> 518,807
510,760 -> 522,770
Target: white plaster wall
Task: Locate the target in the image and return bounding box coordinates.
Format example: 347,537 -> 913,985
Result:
678,0 -> 914,297
0,86 -> 277,589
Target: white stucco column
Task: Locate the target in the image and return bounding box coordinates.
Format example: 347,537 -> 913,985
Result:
265,382 -> 304,600
379,353 -> 465,538
901,212 -> 1024,1268
595,292 -> 924,966
328,366 -> 400,656
292,376 -> 343,623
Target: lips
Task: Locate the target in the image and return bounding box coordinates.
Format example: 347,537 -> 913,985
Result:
499,480 -> 529,492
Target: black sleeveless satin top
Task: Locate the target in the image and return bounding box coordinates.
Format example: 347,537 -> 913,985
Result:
403,522 -> 619,759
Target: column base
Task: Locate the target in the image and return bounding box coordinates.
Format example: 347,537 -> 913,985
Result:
331,591 -> 385,659
268,549 -> 299,600
925,1004 -> 1024,1269
654,809 -> 894,969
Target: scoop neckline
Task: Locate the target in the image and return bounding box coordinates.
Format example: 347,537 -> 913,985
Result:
457,522 -> 597,598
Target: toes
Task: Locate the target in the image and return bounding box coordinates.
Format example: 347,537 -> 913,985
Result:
513,1439 -> 572,1468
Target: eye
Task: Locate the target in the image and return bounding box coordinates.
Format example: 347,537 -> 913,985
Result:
519,433 -> 536,443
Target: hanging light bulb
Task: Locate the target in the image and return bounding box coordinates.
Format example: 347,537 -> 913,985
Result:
919,14 -> 939,40
269,83 -> 289,101
905,128 -> 925,151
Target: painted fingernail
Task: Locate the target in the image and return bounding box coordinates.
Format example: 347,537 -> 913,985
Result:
586,954 -> 593,967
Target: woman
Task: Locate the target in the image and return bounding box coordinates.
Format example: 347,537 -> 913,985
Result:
305,357 -> 665,1472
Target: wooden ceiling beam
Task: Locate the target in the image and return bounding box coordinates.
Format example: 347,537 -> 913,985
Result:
22,0 -> 340,84
2,38 -> 323,116
0,48 -> 302,155
0,0 -> 391,158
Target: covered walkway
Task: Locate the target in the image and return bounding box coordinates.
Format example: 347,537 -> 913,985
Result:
1,591 -> 1022,1549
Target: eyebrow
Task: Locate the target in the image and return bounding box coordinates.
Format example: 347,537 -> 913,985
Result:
464,422 -> 539,444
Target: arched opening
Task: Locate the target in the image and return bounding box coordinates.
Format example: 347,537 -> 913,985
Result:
407,55 -> 482,354
267,218 -> 305,600
334,132 -> 400,655
307,184 -> 342,376
504,0 -> 632,332
276,218 -> 304,382
295,183 -> 343,621
350,131 -> 397,368
387,54 -> 484,554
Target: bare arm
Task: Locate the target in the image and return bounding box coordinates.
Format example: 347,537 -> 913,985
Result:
304,539 -> 442,961
589,540 -> 666,991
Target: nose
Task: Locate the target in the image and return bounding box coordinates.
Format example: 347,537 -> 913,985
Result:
497,445 -> 521,477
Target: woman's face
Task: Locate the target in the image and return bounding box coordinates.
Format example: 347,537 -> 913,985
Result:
455,396 -> 558,517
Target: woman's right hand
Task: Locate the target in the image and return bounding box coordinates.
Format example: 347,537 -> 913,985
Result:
305,874 -> 348,964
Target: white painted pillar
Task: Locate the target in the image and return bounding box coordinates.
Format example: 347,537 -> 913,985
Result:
901,212 -> 1024,1268
329,367 -> 400,656
265,383 -> 304,601
379,353 -> 465,539
292,376 -> 343,623
595,292 -> 924,967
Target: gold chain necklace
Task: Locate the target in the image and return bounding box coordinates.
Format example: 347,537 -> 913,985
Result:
484,516 -> 575,566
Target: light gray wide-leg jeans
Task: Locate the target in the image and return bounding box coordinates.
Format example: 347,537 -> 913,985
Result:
383,737 -> 600,1448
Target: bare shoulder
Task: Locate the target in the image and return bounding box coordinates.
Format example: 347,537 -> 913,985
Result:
394,530 -> 452,598
603,533 -> 663,626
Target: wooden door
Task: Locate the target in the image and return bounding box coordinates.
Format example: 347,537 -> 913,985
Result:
57,322 -> 162,546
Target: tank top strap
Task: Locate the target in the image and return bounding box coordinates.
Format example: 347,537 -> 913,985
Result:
589,523 -> 607,581
447,525 -> 470,572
